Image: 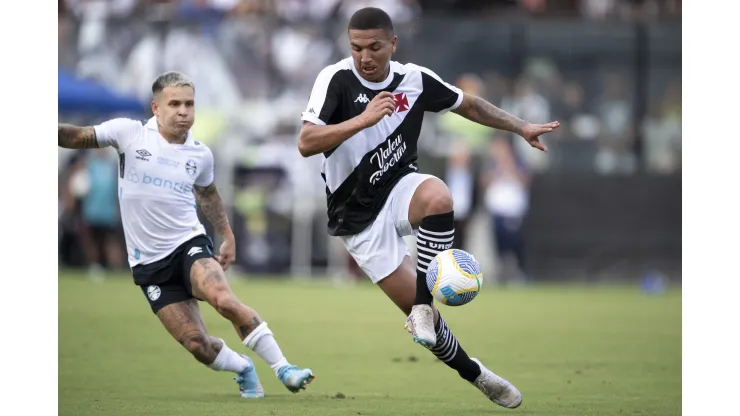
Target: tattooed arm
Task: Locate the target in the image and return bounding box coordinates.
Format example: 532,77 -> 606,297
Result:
452,93 -> 527,135
193,183 -> 232,239
452,93 -> 560,152
58,124 -> 99,149
193,182 -> 236,270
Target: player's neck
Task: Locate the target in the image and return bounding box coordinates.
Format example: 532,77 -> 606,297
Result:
380,65 -> 390,81
158,126 -> 187,144
362,64 -> 391,83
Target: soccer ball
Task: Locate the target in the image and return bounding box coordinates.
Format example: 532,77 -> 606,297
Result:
425,249 -> 483,306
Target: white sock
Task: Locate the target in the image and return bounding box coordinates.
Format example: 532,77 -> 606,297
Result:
208,339 -> 250,374
242,322 -> 290,376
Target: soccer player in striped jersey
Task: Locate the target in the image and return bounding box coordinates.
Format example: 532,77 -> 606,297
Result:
298,7 -> 559,408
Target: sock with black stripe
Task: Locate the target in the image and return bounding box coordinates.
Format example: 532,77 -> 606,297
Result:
415,211 -> 455,305
432,316 -> 482,382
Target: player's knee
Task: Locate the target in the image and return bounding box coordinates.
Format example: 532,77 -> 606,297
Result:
416,177 -> 454,216
424,189 -> 454,216
211,291 -> 239,317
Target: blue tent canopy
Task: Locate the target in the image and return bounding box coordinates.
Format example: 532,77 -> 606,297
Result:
58,69 -> 146,115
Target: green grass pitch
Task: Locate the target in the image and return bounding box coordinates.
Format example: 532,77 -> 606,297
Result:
59,273 -> 681,416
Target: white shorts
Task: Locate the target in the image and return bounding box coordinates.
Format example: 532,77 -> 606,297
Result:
339,173 -> 435,284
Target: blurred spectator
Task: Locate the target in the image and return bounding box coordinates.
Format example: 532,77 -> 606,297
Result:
482,72 -> 511,107
642,80 -> 681,173
58,8 -> 76,70
502,79 -> 551,127
594,73 -> 637,174
59,155 -> 88,268
77,150 -> 125,277
438,73 -> 493,152
270,25 -> 335,99
481,137 -> 531,284
519,0 -> 547,14
338,0 -> 421,23
64,0 -> 140,18
274,0 -> 341,21
120,27 -> 243,111
558,82 -> 601,141
500,79 -> 551,171
580,0 -> 619,19
446,143 -> 474,250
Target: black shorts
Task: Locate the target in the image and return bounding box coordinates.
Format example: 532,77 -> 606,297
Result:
132,235 -> 216,313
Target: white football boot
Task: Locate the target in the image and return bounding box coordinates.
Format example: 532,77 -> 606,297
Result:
470,358 -> 522,409
404,304 -> 436,349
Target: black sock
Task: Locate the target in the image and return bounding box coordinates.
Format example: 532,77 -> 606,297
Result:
415,211 -> 455,305
431,316 -> 482,383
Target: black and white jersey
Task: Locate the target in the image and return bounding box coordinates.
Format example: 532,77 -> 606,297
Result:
301,57 -> 463,236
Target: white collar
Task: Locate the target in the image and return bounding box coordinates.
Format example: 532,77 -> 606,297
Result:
145,116 -> 194,146
349,57 -> 397,90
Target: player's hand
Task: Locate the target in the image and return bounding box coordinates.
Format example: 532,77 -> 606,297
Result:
519,121 -> 560,152
360,91 -> 396,128
216,237 -> 236,271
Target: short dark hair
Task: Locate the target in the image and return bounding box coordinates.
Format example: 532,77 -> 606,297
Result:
348,7 -> 393,34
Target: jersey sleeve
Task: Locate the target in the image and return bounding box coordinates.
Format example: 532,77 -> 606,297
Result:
411,65 -> 464,114
194,147 -> 215,187
93,118 -> 141,151
301,65 -> 341,126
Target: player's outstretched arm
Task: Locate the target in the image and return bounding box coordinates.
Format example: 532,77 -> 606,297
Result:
452,93 -> 559,152
298,91 -> 396,157
193,183 -> 236,270
58,124 -> 99,149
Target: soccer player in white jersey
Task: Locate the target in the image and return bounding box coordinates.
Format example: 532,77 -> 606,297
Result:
299,8 -> 560,409
58,71 -> 314,398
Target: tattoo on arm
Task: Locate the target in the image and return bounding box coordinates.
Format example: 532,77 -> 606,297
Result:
193,183 -> 231,237
238,317 -> 263,338
456,95 -> 527,135
58,124 -> 99,149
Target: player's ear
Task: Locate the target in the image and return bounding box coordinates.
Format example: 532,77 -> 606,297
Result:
391,35 -> 397,53
151,100 -> 158,117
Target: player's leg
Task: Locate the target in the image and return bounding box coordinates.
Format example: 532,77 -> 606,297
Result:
101,226 -> 124,270
509,221 -> 527,280
188,255 -> 314,393
404,176 -> 456,347
82,225 -> 105,280
151,295 -> 263,398
339,180 -> 520,408
377,258 -> 522,409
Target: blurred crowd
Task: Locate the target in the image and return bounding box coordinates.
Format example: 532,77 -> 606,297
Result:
58,0 -> 681,281
59,0 -> 682,20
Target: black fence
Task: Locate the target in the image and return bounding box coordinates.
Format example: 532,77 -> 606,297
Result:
524,172 -> 681,281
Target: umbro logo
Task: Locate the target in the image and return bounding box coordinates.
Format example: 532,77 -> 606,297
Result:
188,247 -> 203,257
355,93 -> 370,104
136,149 -> 152,161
